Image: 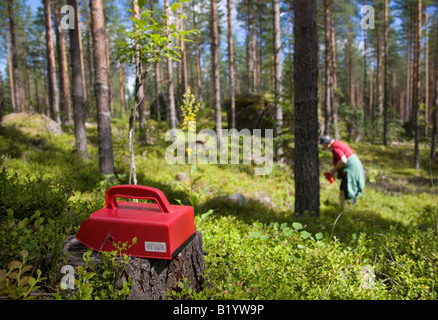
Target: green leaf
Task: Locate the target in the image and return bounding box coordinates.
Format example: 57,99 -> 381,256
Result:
201,209 -> 214,220
171,2 -> 181,12
300,231 -> 312,240
249,231 -> 261,238
28,277 -> 36,287
8,261 -> 22,270
138,0 -> 147,9
292,222 -> 303,230
315,232 -> 323,240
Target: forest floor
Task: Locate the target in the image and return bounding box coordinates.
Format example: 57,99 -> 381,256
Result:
1,112 -> 438,300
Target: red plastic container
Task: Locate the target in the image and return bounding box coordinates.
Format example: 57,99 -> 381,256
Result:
76,185 -> 196,260
324,172 -> 335,184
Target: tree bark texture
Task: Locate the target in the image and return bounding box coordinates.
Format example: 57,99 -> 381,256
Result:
273,0 -> 284,160
68,0 -> 89,159
165,0 -> 177,130
412,0 -> 421,169
211,0 -> 222,144
293,0 -> 320,217
8,0 -> 21,113
44,0 -> 61,124
61,231 -> 206,300
90,0 -> 115,175
383,0 -> 389,145
55,0 -> 72,124
323,0 -> 332,136
227,0 -> 236,129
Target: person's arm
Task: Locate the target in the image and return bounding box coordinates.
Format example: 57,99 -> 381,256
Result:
329,155 -> 347,177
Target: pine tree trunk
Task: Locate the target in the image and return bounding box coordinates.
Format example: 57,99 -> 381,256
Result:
180,4 -> 188,95
85,0 -> 94,117
430,8 -> 438,161
211,0 -> 222,144
43,0 -> 61,124
68,0 -> 89,159
192,0 -> 203,105
8,0 -> 21,113
412,0 -> 421,169
55,0 -> 72,124
246,0 -> 251,94
165,0 -> 177,130
293,0 -> 320,217
383,0 -> 389,145
331,18 -> 339,140
323,0 -> 332,136
0,71 -> 4,119
425,7 -> 429,137
90,0 -> 115,175
273,0 -> 283,159
5,31 -> 16,113
227,0 -> 236,129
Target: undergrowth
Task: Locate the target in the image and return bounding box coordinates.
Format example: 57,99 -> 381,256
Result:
0,113 -> 437,300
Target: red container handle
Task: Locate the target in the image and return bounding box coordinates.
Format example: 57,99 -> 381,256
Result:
105,185 -> 173,213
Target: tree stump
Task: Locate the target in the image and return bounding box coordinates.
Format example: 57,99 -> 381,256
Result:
61,231 -> 206,300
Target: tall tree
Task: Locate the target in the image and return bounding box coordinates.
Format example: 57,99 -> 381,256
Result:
0,72 -> 3,119
68,0 -> 89,159
90,0 -> 115,175
430,5 -> 438,161
54,0 -> 72,124
180,3 -> 188,95
150,0 -> 161,120
323,0 -> 332,135
165,0 -> 177,130
331,17 -> 339,140
412,0 -> 421,169
424,6 -> 429,137
43,0 -> 61,124
383,0 -> 389,145
273,0 -> 283,159
227,0 -> 236,129
192,0 -> 203,105
8,0 -> 21,112
5,31 -> 16,112
211,0 -> 222,144
293,0 -> 320,217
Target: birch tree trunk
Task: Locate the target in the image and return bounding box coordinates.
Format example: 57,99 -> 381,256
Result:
165,0 -> 177,131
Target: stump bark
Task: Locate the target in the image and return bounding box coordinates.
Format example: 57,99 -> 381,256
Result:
61,231 -> 206,300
